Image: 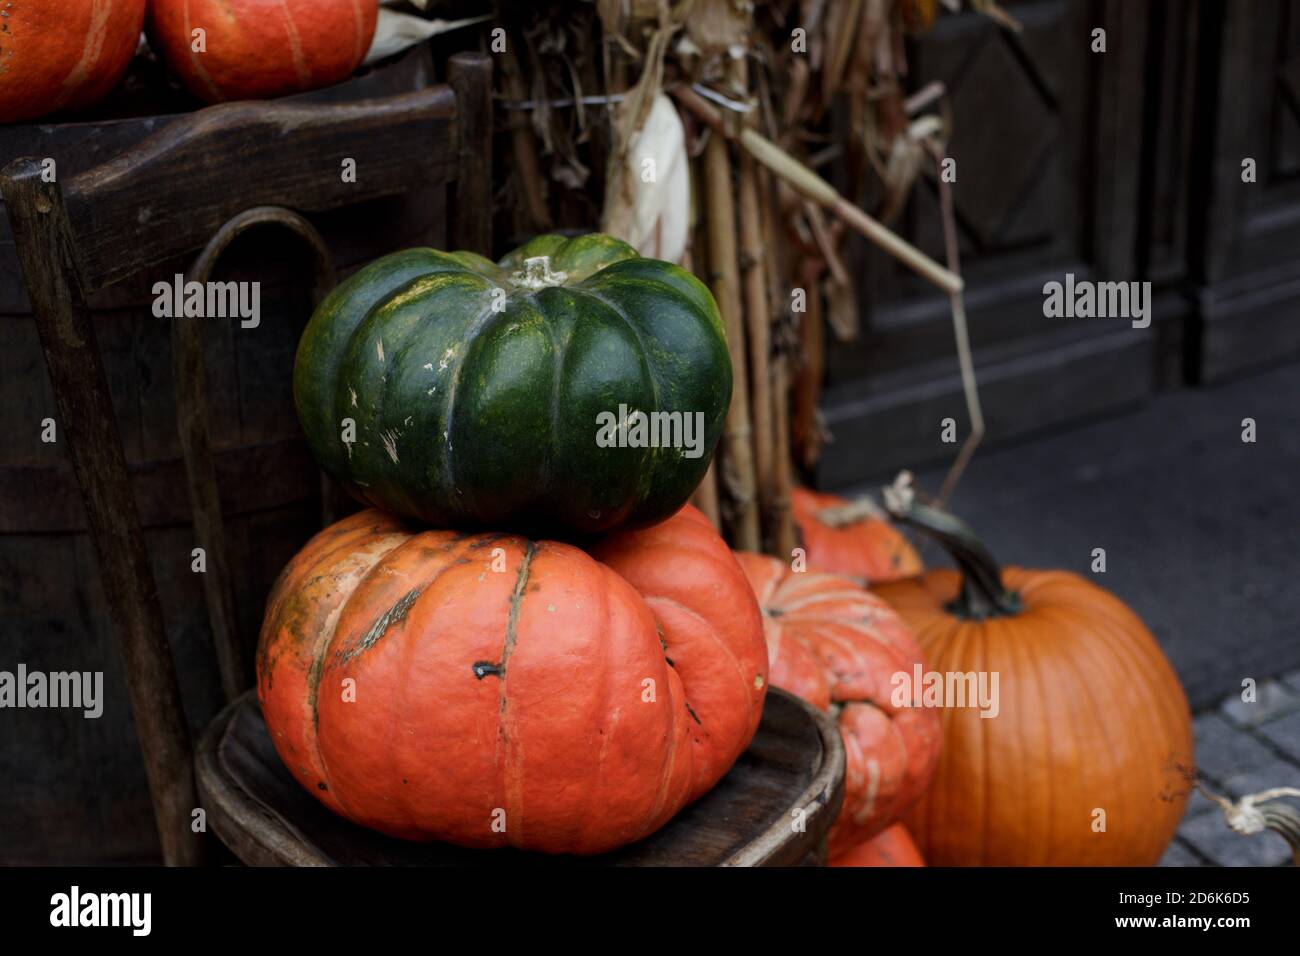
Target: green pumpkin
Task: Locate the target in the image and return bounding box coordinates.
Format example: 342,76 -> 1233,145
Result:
293,233 -> 732,535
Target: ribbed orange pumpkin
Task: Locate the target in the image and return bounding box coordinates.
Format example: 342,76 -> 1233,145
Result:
589,505 -> 770,801
793,487 -> 922,583
830,823 -> 925,867
874,488 -> 1194,866
735,553 -> 941,856
146,0 -> 378,103
257,505 -> 767,855
0,0 -> 146,123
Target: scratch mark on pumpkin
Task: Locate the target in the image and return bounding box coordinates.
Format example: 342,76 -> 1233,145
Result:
381,429 -> 400,464
376,339 -> 385,362
499,543 -> 534,685
684,700 -> 703,726
339,585 -> 424,663
495,542 -> 535,841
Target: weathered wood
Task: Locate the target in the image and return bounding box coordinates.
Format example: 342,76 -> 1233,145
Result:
0,158 -> 205,866
0,52 -> 453,864
196,688 -> 845,867
0,438 -> 318,534
61,86 -> 458,291
448,52 -> 494,255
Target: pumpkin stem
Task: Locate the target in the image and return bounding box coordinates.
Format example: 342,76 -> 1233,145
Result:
1200,784 -> 1300,865
881,471 -> 1021,620
512,255 -> 569,290
815,494 -> 887,527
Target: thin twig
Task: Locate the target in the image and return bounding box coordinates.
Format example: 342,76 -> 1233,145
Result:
903,81 -> 946,115
930,141 -> 983,507
671,84 -> 964,296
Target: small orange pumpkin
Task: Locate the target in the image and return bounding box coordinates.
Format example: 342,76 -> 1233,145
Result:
735,552 -> 941,856
0,0 -> 146,123
830,823 -> 925,867
257,505 -> 767,854
875,483 -> 1194,866
793,486 -> 922,583
146,0 -> 379,103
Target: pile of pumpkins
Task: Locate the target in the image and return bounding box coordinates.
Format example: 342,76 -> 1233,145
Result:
0,0 -> 379,124
262,232 -> 1195,865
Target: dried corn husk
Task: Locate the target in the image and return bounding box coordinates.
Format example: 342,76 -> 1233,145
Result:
602,94 -> 692,262
365,9 -> 492,66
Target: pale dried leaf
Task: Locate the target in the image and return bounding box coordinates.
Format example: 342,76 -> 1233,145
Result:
364,10 -> 493,66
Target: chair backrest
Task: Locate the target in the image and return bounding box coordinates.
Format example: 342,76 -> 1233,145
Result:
0,52 -> 492,866
65,53 -> 491,291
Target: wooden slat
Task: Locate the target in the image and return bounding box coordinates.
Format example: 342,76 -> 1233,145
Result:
448,52 -> 494,256
0,158 -> 205,866
61,86 -> 457,291
0,437 -> 317,533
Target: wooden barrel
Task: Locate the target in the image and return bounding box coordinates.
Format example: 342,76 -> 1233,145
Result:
0,49 -> 444,864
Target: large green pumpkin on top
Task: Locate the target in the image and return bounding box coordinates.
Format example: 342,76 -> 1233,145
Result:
293,234 -> 732,535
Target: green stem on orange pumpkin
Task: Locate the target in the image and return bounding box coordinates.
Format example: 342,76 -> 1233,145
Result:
881,471 -> 1021,621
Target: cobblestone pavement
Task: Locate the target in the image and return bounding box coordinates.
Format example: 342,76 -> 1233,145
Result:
1161,671 -> 1300,866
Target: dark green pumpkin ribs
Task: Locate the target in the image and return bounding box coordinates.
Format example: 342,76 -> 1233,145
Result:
293,234 -> 732,537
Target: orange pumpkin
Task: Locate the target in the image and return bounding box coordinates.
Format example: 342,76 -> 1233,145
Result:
146,0 -> 378,103
735,553 -> 941,856
793,486 -> 922,583
0,0 -> 146,124
875,488 -> 1194,866
830,823 -> 925,867
589,505 -> 770,801
257,506 -> 767,855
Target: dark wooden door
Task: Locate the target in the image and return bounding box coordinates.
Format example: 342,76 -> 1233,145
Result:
817,0 -> 1161,487
1196,0 -> 1300,381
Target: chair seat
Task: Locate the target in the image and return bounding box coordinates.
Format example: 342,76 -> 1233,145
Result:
195,687 -> 844,866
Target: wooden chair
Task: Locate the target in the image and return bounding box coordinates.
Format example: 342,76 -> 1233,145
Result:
2,53 -> 492,866
2,52 -> 844,866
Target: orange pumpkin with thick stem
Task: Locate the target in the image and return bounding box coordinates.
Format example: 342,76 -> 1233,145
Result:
874,483 -> 1194,866
257,505 -> 766,854
735,552 -> 941,856
146,0 -> 378,103
830,823 -> 925,867
0,0 -> 146,124
793,486 -> 922,583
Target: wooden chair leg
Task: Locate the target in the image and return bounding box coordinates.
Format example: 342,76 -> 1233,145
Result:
1,158 -> 205,866
449,52 -> 493,256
